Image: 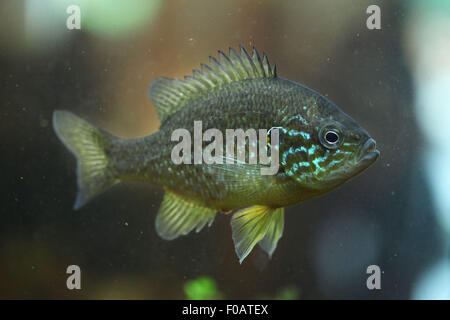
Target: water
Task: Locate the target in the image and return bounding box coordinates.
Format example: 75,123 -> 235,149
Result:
0,0 -> 448,299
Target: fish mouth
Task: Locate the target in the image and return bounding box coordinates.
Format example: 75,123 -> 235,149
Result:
357,138 -> 380,164
312,137 -> 379,188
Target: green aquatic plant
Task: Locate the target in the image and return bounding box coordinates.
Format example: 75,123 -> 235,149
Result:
275,286 -> 299,300
183,276 -> 221,300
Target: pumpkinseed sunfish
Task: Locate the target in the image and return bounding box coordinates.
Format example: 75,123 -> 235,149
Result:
53,46 -> 379,263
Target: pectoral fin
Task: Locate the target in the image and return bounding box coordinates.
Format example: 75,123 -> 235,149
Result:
231,205 -> 285,263
155,191 -> 216,240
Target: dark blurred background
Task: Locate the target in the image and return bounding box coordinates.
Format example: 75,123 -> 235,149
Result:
1,0 -> 449,299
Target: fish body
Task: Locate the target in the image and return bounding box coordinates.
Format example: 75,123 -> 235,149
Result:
53,46 -> 379,263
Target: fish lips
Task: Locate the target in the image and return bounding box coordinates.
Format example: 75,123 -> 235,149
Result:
357,138 -> 380,166
312,138 -> 380,187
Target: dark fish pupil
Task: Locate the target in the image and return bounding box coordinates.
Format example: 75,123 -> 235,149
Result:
325,131 -> 339,144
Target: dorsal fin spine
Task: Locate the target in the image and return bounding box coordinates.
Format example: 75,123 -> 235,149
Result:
166,85 -> 183,97
252,48 -> 265,78
262,54 -> 271,77
193,69 -> 215,87
184,75 -> 207,90
218,51 -> 238,81
200,63 -> 222,84
177,79 -> 197,92
208,56 -> 223,76
148,45 -> 278,123
240,45 -> 258,78
229,47 -> 249,79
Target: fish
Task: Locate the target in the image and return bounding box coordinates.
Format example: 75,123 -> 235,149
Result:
53,45 -> 379,263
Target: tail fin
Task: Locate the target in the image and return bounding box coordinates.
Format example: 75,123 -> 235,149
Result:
53,110 -> 119,210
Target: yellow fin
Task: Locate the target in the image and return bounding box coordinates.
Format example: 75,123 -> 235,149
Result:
231,205 -> 285,263
258,208 -> 284,258
155,191 -> 216,240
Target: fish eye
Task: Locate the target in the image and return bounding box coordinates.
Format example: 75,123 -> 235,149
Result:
319,127 -> 342,149
325,131 -> 339,144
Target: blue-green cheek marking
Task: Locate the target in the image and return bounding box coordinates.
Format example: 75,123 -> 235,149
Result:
308,145 -> 318,155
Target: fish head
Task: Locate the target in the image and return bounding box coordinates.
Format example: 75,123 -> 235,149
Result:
280,101 -> 379,191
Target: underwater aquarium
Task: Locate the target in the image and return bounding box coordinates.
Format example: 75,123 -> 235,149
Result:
1,0 -> 449,303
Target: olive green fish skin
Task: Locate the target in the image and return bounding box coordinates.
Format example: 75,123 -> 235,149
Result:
110,77 -> 377,210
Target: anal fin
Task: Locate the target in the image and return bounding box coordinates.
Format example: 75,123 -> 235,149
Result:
155,191 -> 216,240
258,208 -> 284,258
231,206 -> 285,263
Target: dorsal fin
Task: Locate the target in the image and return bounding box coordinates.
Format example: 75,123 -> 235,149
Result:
148,45 -> 277,123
